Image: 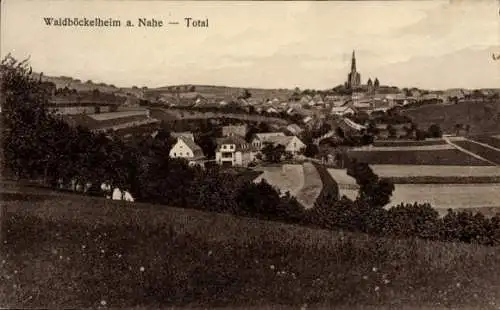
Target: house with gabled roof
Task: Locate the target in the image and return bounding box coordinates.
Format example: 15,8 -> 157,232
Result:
171,131 -> 195,141
222,124 -> 247,137
260,135 -> 306,156
215,135 -> 258,167
251,132 -> 305,156
286,124 -> 304,136
169,136 -> 205,166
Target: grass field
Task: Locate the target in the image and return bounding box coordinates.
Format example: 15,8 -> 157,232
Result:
295,163 -> 323,209
2,191 -> 500,308
388,184 -> 500,210
402,101 -> 500,135
347,149 -> 489,166
453,140 -> 500,165
253,164 -> 304,198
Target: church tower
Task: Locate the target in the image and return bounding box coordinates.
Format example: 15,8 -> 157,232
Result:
347,50 -> 361,89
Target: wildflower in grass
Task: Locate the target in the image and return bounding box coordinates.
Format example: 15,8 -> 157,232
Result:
374,286 -> 380,292
208,250 -> 212,256
100,300 -> 107,306
456,282 -> 461,288
383,279 -> 390,285
372,267 -> 378,272
270,265 -> 275,270
81,245 -> 86,249
59,255 -> 63,260
140,266 -> 145,272
363,275 -> 368,280
14,270 -> 18,274
101,249 -> 105,254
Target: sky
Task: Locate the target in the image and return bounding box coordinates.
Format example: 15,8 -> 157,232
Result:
1,0 -> 499,90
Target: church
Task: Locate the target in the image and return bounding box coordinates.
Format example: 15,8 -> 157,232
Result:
345,50 -> 379,94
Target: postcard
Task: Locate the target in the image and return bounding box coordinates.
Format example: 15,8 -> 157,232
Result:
1,0 -> 500,309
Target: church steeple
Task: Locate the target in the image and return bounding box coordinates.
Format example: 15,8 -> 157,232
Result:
351,50 -> 357,72
346,50 -> 361,89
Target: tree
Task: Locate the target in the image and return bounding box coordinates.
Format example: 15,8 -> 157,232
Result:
303,143 -> 319,158
347,160 -> 394,208
427,124 -> 442,138
261,142 -> 286,163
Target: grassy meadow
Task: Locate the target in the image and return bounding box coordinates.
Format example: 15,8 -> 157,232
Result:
2,191 -> 500,309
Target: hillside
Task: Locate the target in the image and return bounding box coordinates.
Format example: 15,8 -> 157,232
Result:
402,101 -> 500,135
1,185 -> 500,309
150,84 -> 294,101
33,72 -> 142,96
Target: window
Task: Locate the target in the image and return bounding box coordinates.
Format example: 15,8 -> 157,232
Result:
180,152 -> 183,156
223,145 -> 227,149
174,152 -> 177,156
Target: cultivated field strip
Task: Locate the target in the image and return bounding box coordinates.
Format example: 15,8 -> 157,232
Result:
388,184 -> 500,210
371,165 -> 500,178
295,163 -> 323,209
347,149 -> 489,166
372,139 -> 446,147
469,135 -> 500,149
351,144 -> 454,151
88,110 -> 147,121
452,140 -> 500,165
253,164 -> 305,198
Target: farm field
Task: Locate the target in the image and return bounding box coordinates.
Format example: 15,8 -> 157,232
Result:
371,165 -> 500,178
372,139 -> 446,147
3,188 -> 500,308
253,163 -> 323,209
88,110 -> 147,121
326,169 -> 358,200
388,184 -> 500,210
295,162 -> 323,209
351,144 -> 454,152
347,149 -> 489,166
253,164 -> 304,198
469,135 -> 500,149
453,140 -> 500,165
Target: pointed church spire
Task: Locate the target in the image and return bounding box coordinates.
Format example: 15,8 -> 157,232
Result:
351,50 -> 357,72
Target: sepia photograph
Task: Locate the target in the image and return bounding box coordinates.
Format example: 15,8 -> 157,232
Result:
1,0 -> 500,308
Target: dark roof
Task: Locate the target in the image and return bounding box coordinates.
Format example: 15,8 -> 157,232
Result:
179,137 -> 204,158
216,136 -> 257,152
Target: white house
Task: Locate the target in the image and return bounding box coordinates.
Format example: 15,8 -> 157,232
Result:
169,136 -> 205,165
215,136 -> 257,167
266,107 -> 279,114
251,133 -> 305,156
331,106 -> 357,116
251,132 -> 285,149
262,135 -> 306,156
